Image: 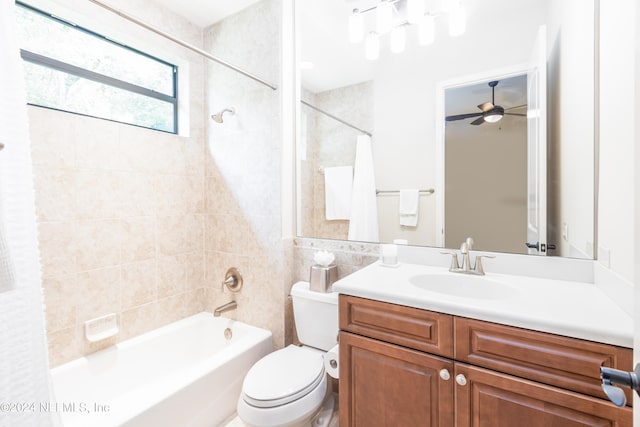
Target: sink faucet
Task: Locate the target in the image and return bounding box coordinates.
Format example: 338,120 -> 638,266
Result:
214,301 -> 237,317
442,237 -> 494,275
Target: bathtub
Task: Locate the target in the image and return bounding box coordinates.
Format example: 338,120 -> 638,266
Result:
50,312 -> 272,427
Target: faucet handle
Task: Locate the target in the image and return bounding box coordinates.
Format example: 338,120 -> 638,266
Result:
473,255 -> 495,275
441,251 -> 460,271
465,237 -> 474,250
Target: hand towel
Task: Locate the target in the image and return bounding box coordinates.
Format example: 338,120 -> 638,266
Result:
399,189 -> 419,227
324,166 -> 353,220
348,135 -> 379,241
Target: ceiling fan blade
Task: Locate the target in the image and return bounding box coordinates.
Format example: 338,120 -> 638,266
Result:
445,112 -> 483,121
505,104 -> 527,111
505,113 -> 527,117
477,102 -> 494,112
470,117 -> 486,125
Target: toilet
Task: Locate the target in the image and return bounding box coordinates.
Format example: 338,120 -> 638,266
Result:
237,281 -> 339,427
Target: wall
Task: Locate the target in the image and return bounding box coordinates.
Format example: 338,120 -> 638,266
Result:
445,115 -> 527,254
26,0 -> 207,367
203,0 -> 290,348
598,0 -> 636,282
546,0 -> 595,258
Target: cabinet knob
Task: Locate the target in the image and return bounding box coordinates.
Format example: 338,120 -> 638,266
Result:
455,374 -> 468,386
439,369 -> 451,381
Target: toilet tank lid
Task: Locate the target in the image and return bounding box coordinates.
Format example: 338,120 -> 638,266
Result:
291,281 -> 338,304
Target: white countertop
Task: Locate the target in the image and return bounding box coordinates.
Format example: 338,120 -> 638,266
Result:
332,261 -> 633,348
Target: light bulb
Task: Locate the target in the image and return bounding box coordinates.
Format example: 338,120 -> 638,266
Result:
376,1 -> 393,34
448,5 -> 466,37
419,14 -> 435,45
390,26 -> 406,53
484,113 -> 503,123
365,32 -> 380,60
407,0 -> 425,24
348,9 -> 364,43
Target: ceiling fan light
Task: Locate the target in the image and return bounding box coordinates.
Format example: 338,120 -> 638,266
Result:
407,0 -> 425,24
390,26 -> 406,53
448,5 -> 466,37
365,32 -> 380,60
348,9 -> 364,43
376,1 -> 393,34
419,14 -> 435,45
484,112 -> 503,123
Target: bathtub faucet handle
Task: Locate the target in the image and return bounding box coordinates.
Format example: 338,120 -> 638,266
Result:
221,267 -> 243,292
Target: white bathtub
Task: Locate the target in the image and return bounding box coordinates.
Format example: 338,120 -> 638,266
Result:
51,312 -> 272,427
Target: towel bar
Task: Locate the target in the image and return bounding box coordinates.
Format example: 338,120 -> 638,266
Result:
376,189 -> 435,195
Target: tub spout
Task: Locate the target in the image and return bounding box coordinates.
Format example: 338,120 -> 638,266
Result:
214,301 -> 237,317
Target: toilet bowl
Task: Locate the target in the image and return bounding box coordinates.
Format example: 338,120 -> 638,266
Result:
237,281 -> 338,427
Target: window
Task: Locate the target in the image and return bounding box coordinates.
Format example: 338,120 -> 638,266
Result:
15,2 -> 178,133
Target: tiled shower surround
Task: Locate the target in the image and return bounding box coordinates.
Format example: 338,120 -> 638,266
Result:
28,0 -> 379,367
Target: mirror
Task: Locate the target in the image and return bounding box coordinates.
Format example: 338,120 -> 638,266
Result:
296,0 -> 596,259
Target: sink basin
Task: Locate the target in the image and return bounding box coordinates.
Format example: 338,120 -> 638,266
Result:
409,274 -> 518,299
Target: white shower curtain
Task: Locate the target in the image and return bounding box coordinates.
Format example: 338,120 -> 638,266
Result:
348,135 -> 379,242
0,1 -> 57,426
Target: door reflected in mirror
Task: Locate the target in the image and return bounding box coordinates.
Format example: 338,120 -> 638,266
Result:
296,0 -> 596,259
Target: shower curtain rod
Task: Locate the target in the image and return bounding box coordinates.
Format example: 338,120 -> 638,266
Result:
86,0 -> 278,91
301,100 -> 373,137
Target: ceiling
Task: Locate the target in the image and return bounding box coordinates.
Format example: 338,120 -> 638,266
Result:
146,0 -> 528,111
149,0 -> 261,28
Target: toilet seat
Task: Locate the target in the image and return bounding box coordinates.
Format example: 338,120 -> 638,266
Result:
242,345 -> 325,408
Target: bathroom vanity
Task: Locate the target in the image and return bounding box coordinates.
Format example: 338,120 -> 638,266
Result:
333,262 -> 633,426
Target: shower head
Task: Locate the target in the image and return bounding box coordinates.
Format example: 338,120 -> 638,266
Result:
211,107 -> 235,123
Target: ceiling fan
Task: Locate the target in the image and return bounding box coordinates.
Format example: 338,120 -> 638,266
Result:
445,80 -> 527,125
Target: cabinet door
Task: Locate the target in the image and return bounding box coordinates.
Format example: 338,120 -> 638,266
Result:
339,331 -> 454,427
455,363 -> 632,427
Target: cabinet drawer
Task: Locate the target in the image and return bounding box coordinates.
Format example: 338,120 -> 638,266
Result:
340,295 -> 453,357
455,317 -> 633,405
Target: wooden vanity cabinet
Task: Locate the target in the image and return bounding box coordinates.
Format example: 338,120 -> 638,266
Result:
339,331 -> 454,427
339,295 -> 632,427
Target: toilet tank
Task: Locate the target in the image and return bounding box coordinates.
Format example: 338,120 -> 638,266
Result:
290,281 -> 339,351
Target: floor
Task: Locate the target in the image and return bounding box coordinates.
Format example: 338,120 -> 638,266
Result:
221,407 -> 339,427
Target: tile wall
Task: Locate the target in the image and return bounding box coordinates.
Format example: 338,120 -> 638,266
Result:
28,0 -> 207,367
203,0 -> 292,348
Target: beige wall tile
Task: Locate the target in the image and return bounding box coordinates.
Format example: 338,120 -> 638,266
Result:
121,217 -> 156,263
38,221 -> 76,278
121,260 -> 157,310
120,302 -> 158,341
32,167 -> 76,222
75,220 -> 122,271
76,266 -> 121,321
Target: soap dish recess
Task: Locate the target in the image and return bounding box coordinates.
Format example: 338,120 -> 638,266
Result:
85,313 -> 119,342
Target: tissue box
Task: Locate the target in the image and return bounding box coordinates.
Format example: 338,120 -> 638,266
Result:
309,264 -> 337,293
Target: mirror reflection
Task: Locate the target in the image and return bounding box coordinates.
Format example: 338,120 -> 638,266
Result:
296,0 -> 596,259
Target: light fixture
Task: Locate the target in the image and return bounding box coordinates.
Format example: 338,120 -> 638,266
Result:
483,106 -> 504,123
365,32 -> 380,60
406,0 -> 425,24
448,5 -> 466,37
418,14 -> 435,45
349,0 -> 468,60
390,25 -> 406,53
348,9 -> 364,43
376,0 -> 393,34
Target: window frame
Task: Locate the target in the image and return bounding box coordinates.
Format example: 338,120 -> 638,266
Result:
16,1 -> 179,134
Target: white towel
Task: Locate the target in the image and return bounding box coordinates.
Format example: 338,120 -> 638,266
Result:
324,166 -> 353,220
399,189 -> 419,227
348,135 -> 379,241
